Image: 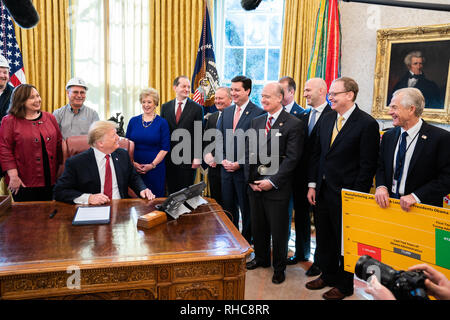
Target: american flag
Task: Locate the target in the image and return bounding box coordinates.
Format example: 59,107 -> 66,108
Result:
0,4 -> 26,87
191,4 -> 219,114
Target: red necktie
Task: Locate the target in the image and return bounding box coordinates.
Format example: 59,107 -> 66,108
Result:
104,154 -> 112,199
265,116 -> 273,136
176,102 -> 182,124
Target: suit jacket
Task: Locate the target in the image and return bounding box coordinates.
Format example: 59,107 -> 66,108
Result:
160,98 -> 204,168
203,110 -> 221,156
296,104 -> 332,184
308,105 -> 380,195
54,148 -> 147,203
289,102 -> 305,118
218,101 -> 265,164
376,121 -> 450,207
245,110 -> 304,200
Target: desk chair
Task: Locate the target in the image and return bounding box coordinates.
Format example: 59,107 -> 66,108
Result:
58,135 -> 137,198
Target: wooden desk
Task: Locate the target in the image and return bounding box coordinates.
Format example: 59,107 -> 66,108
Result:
0,198 -> 252,300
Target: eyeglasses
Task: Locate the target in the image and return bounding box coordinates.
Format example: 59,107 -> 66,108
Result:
327,91 -> 349,98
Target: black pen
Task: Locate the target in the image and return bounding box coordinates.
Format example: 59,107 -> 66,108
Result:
49,209 -> 58,219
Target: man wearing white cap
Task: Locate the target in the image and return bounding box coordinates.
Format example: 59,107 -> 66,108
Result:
0,55 -> 13,121
53,77 -> 100,139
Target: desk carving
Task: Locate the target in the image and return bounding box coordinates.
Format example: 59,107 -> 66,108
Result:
0,199 -> 252,300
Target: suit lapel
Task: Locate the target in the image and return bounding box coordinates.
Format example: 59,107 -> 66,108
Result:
328,106 -> 359,152
407,121 -> 428,177
386,127 -> 401,181
266,110 -> 288,146
178,99 -> 190,125
87,148 -> 102,193
166,100 -> 177,127
111,150 -> 124,197
236,102 -> 253,129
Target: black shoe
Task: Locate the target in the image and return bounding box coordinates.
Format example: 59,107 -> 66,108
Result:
286,255 -> 308,265
305,263 -> 321,277
286,256 -> 298,265
272,271 -> 285,284
246,259 -> 270,270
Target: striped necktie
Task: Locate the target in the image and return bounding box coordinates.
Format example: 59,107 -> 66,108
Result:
265,116 -> 273,136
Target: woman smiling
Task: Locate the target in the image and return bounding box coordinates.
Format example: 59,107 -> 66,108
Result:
126,88 -> 170,197
0,84 -> 63,201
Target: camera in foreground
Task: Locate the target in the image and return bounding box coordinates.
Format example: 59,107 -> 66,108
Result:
355,255 -> 429,300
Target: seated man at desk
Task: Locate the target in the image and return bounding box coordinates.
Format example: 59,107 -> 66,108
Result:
54,120 -> 155,205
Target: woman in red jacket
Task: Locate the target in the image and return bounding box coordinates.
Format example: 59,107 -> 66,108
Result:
0,84 -> 63,201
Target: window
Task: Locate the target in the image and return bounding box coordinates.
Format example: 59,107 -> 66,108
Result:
70,0 -> 149,124
215,0 -> 285,106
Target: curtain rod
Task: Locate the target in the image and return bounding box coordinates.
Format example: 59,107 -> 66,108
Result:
341,0 -> 450,12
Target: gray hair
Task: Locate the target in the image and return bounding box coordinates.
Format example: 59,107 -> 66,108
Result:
404,51 -> 425,68
216,86 -> 231,98
88,120 -> 118,146
392,87 -> 425,117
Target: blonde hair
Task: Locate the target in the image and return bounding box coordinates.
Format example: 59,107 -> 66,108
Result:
88,121 -> 118,146
139,87 -> 159,106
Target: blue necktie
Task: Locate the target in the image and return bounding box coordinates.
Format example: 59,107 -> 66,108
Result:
393,131 -> 408,198
308,109 -> 317,136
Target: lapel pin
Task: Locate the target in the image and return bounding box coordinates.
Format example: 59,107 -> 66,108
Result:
279,122 -> 284,126
246,111 -> 249,115
421,135 -> 427,139
294,111 -> 297,114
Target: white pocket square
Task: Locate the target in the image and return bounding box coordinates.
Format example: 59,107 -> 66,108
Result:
275,132 -> 282,137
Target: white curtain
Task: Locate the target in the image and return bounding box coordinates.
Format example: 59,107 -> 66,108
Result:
71,0 -> 149,125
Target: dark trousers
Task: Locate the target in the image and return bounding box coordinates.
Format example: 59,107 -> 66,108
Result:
221,169 -> 252,243
13,186 -> 54,202
292,185 -> 312,260
207,165 -> 222,207
165,162 -> 196,195
315,181 -> 354,295
248,188 -> 290,273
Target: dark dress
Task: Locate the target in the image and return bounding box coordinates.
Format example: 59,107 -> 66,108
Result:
126,114 -> 170,197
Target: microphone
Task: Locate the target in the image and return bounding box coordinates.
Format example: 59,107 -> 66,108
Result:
241,0 -> 263,11
2,0 -> 40,29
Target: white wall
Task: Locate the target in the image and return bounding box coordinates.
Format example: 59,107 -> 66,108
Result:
339,0 -> 450,130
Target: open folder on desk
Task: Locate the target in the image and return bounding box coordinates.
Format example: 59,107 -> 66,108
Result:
72,206 -> 111,225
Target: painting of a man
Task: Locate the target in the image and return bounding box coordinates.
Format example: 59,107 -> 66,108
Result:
391,51 -> 441,108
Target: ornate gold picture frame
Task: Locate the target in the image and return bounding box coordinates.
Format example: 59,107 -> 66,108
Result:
372,24 -> 450,124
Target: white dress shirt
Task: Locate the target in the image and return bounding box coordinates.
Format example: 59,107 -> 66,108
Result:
307,101 -> 328,128
175,98 -> 188,116
392,119 -> 423,201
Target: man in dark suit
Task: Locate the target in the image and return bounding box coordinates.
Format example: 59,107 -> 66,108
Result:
305,77 -> 380,300
245,82 -> 304,284
203,86 -> 232,207
375,87 -> 450,211
278,76 -> 304,252
279,76 -> 304,117
218,75 -> 265,243
287,78 -> 332,278
160,75 -> 204,195
54,121 -> 155,204
390,51 -> 441,108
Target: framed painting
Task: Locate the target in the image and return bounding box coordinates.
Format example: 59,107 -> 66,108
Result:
371,24 -> 450,124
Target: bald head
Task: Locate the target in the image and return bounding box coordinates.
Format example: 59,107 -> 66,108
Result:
303,78 -> 327,108
261,82 -> 284,114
